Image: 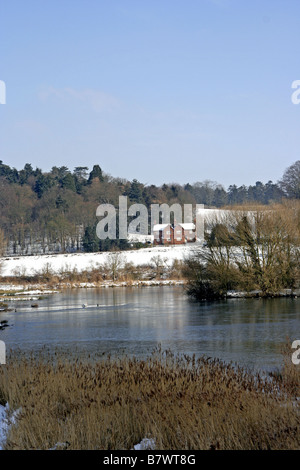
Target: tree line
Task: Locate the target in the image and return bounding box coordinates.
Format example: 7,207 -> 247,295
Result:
0,159 -> 298,256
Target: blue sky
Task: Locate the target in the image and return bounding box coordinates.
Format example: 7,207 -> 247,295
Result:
1,0 -> 300,188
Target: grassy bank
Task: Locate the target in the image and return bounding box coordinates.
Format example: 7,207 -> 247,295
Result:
0,347 -> 299,450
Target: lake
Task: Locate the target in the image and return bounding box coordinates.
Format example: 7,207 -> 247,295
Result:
0,286 -> 299,373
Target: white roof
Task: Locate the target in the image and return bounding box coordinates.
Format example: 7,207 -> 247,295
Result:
153,224 -> 169,231
153,223 -> 195,231
178,223 -> 195,230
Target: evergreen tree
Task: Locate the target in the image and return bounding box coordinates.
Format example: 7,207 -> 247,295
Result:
18,163 -> 34,185
88,165 -> 104,184
213,187 -> 228,207
128,179 -> 144,203
82,225 -> 99,252
34,174 -> 53,198
73,166 -> 89,194
61,173 -> 76,192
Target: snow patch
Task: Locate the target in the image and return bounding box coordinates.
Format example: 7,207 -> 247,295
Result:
0,404 -> 21,450
0,403 -> 9,449
133,437 -> 156,450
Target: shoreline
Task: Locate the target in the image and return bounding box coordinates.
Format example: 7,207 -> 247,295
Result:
0,278 -> 299,307
0,279 -> 187,306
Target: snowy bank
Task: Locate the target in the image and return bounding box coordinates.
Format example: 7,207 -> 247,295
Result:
1,245 -> 201,278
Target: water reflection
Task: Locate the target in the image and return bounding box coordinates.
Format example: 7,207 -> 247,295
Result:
0,286 -> 299,373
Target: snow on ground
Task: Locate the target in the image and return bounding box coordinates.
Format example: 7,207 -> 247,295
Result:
1,244 -> 202,278
133,437 -> 156,450
0,404 -> 8,449
0,404 -> 21,450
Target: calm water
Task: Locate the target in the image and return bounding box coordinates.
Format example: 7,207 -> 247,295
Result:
0,286 -> 299,372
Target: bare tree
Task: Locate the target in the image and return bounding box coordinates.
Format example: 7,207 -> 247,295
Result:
0,228 -> 7,277
150,255 -> 168,278
0,228 -> 7,256
103,251 -> 125,281
279,160 -> 300,199
184,202 -> 300,298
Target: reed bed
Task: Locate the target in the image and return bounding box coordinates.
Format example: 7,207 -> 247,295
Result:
0,347 -> 299,450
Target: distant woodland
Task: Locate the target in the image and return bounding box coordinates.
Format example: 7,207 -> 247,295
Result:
0,159 -> 298,256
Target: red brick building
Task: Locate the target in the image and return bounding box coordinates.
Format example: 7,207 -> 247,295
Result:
153,223 -> 196,245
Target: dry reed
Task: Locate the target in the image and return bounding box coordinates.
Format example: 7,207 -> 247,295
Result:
0,346 -> 299,450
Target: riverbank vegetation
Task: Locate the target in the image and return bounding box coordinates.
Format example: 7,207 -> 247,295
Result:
184,201 -> 300,299
0,346 -> 299,450
0,256 -> 185,291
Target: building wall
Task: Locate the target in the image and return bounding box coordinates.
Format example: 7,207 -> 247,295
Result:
154,224 -> 196,245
